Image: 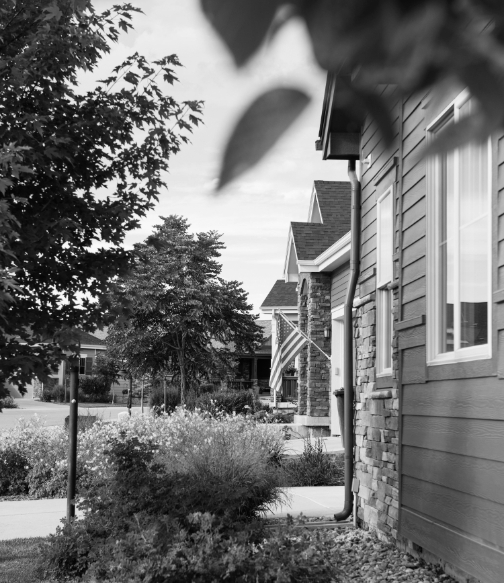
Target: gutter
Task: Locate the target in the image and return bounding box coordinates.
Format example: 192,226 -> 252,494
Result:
334,159 -> 361,522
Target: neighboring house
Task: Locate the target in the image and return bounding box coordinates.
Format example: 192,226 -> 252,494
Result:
8,329 -> 107,399
228,320 -> 272,393
260,279 -> 298,399
262,181 -> 352,417
318,74 -> 504,582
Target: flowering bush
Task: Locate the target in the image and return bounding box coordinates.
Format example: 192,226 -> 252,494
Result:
0,416 -> 69,497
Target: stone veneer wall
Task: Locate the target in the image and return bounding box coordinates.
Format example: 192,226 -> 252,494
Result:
306,273 -> 332,418
353,287 -> 400,542
297,277 -> 308,415
296,273 -> 332,419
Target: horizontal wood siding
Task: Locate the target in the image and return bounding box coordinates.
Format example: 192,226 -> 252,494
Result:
397,96 -> 504,581
331,263 -> 349,309
401,508 -> 504,583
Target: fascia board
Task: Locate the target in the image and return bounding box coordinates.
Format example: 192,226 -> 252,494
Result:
261,306 -> 298,313
283,226 -> 298,281
297,260 -> 319,273
80,344 -> 106,350
297,231 -> 351,274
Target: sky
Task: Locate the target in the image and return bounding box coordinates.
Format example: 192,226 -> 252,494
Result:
88,1 -> 348,314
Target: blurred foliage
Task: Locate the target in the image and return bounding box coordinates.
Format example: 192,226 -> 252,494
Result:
201,0 -> 504,187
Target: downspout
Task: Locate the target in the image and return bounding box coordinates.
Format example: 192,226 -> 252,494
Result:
334,158 -> 361,522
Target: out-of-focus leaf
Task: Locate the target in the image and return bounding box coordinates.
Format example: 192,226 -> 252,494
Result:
422,112 -> 492,159
200,0 -> 281,66
217,87 -> 310,190
458,58 -> 504,126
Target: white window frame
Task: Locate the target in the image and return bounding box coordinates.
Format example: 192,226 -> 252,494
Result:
376,186 -> 394,376
426,89 -> 492,366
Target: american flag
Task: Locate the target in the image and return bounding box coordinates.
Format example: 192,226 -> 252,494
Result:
269,311 -> 307,395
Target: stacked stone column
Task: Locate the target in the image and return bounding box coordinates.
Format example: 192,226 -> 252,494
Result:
353,291 -> 400,542
296,273 -> 331,426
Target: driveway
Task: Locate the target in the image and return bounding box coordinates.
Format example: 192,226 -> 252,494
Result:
0,399 -> 143,430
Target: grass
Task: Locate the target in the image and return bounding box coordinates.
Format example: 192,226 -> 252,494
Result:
0,538 -> 46,583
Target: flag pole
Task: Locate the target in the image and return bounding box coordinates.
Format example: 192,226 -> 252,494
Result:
277,309 -> 331,361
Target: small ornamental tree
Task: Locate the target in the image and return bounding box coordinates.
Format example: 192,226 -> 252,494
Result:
107,216 -> 264,403
0,0 -> 202,405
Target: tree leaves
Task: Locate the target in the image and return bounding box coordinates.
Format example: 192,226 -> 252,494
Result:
0,2 -> 202,395
217,87 -> 310,190
200,0 -> 281,66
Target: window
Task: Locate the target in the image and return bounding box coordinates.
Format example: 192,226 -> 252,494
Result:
377,186 -> 394,375
427,91 -> 492,364
79,358 -> 86,375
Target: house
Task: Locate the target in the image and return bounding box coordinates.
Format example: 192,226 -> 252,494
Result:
318,74 -> 504,582
261,181 -> 352,419
227,320 -> 272,393
8,329 -> 107,399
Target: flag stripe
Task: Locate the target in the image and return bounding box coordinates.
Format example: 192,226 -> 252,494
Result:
269,312 -> 307,396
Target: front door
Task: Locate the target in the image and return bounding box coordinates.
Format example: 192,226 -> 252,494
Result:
330,312 -> 344,436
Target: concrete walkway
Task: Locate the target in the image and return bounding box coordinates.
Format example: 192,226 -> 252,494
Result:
0,487 -> 346,540
283,436 -> 344,457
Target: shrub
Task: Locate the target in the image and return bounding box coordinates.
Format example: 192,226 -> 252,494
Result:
40,412 -> 289,581
149,384 -> 180,413
281,438 -> 345,487
0,448 -> 29,495
79,376 -> 111,403
193,389 -> 258,416
42,512 -> 344,583
0,395 -> 18,408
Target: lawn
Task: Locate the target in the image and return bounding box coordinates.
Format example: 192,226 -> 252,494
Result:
0,538 -> 45,583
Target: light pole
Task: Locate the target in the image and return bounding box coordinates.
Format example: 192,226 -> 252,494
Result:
66,356 -> 79,521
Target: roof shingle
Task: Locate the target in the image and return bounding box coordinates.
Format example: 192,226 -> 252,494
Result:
313,180 -> 351,231
261,280 -> 298,308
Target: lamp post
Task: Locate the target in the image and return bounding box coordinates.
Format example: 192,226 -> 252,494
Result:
66,356 -> 79,521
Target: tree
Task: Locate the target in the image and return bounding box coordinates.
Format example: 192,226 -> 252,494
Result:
199,0 -> 504,188
106,215 -> 264,403
0,0 -> 203,404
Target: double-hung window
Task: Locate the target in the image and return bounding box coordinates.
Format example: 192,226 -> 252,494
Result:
427,91 -> 492,364
377,186 -> 394,375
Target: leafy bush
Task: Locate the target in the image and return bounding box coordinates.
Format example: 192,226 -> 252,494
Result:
0,417 -> 70,496
39,383 -> 67,402
281,438 -> 345,487
79,377 -> 110,403
149,384 -> 180,413
193,389 -> 258,416
0,448 -> 28,495
0,395 -> 18,408
39,411 -> 290,581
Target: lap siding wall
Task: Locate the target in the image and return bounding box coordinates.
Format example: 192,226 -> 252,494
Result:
396,91 -> 504,583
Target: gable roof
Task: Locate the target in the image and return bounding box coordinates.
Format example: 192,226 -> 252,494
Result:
77,330 -> 106,346
291,222 -> 347,261
313,181 -> 351,230
261,280 -> 298,308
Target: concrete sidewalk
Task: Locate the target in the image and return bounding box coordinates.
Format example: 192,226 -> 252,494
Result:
0,499 -> 84,540
0,487 -> 345,540
283,436 -> 344,457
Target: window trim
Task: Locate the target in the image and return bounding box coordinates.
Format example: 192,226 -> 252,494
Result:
376,185 -> 394,377
426,89 -> 493,366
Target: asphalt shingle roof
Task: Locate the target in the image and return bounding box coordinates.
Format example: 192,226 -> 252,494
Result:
291,223 -> 343,260
313,180 -> 351,231
78,330 -> 106,346
261,280 -> 298,308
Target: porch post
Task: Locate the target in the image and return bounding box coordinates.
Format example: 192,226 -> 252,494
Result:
251,357 -> 258,394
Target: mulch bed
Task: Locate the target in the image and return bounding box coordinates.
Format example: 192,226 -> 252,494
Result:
333,529 -> 457,583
